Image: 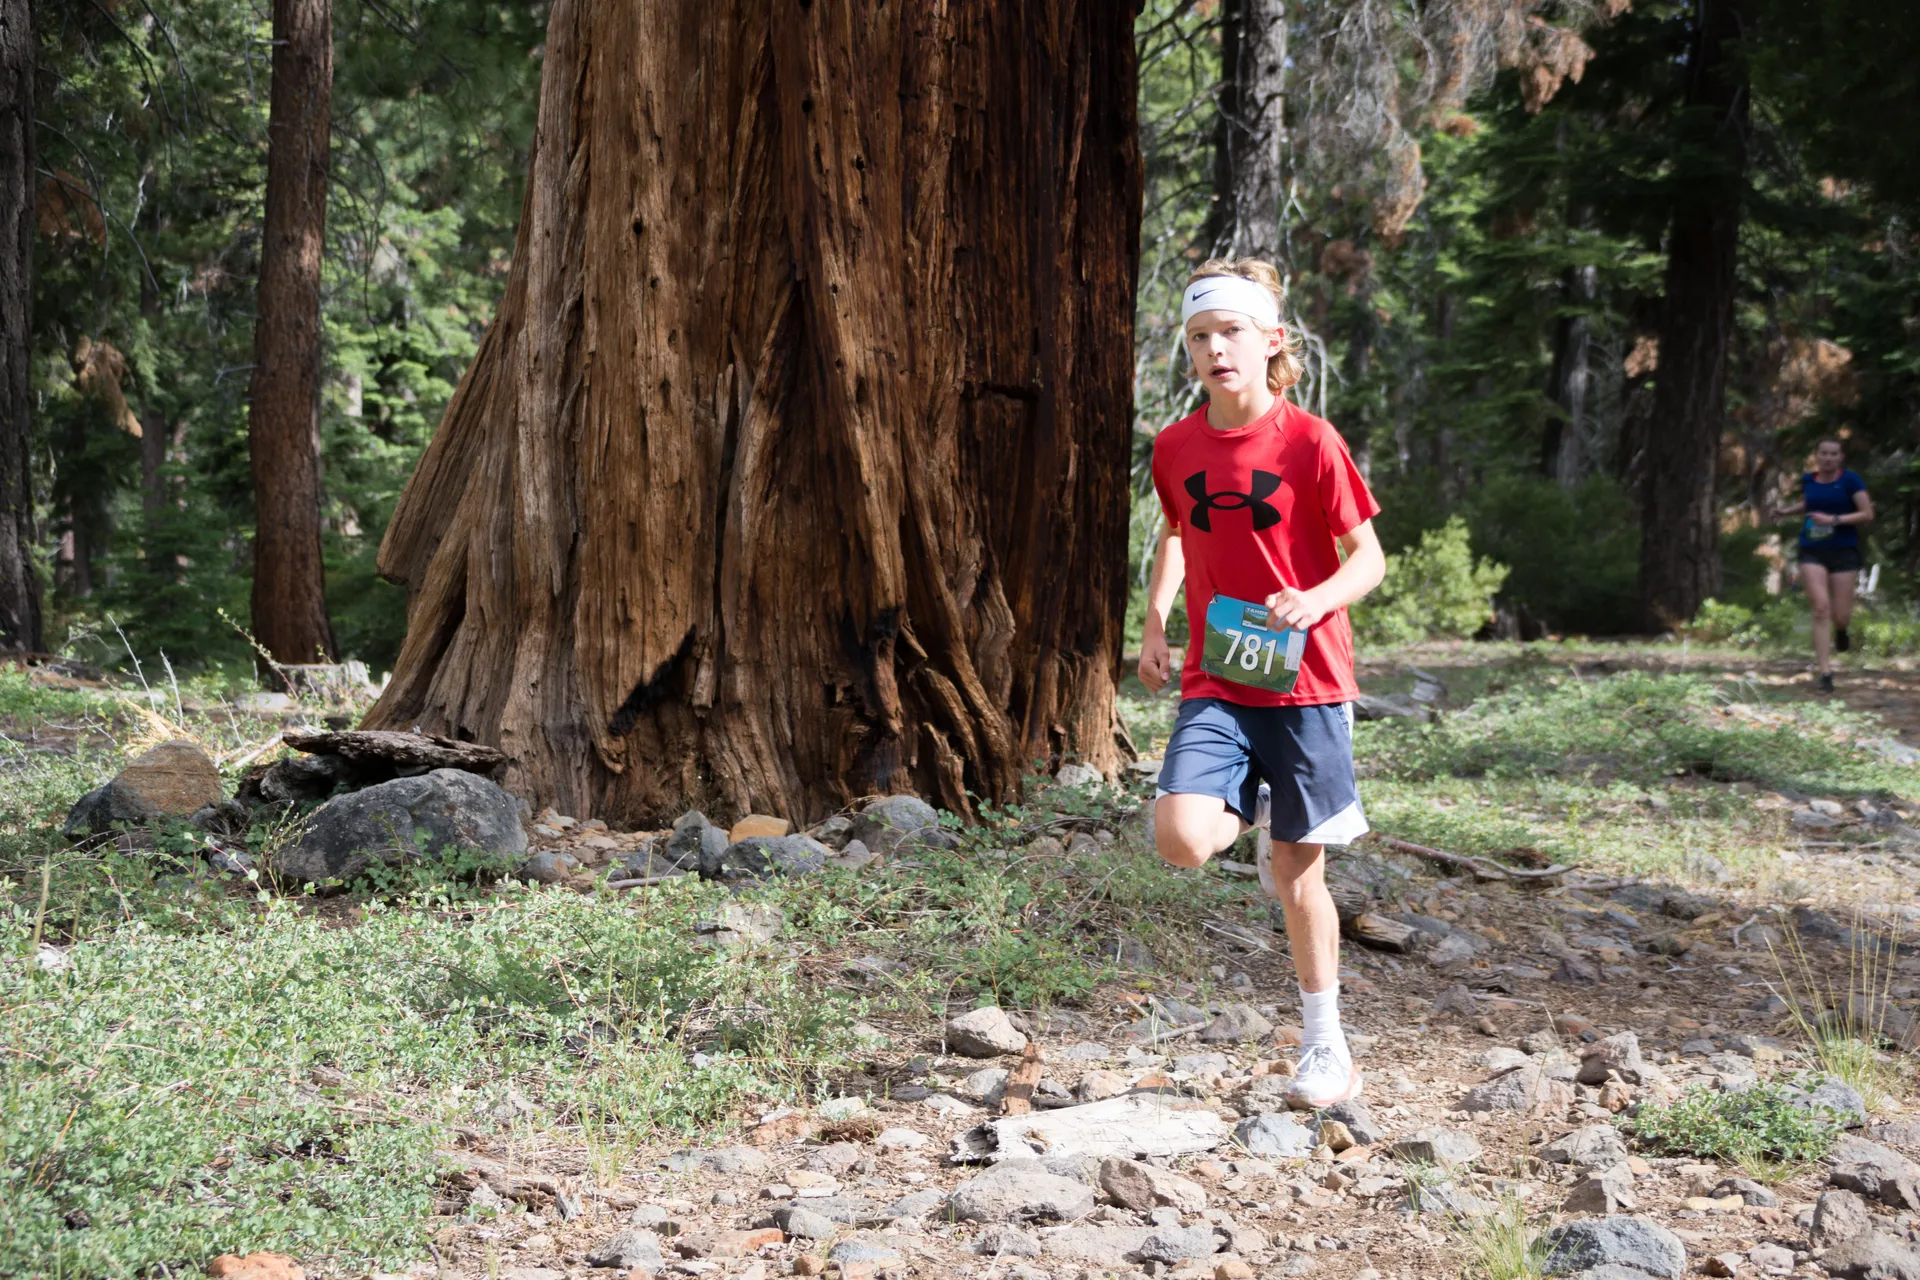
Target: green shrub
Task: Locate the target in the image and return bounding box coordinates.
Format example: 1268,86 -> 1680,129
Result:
1464,475 -> 1639,635
1626,1084 -> 1843,1164
1352,517 -> 1510,647
0,885 -> 851,1274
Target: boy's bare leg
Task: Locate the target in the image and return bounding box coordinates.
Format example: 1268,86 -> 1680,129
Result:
1153,792 -> 1247,868
1262,832 -> 1360,1105
1262,838 -> 1340,994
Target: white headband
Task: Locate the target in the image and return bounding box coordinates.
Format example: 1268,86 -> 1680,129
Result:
1181,275 -> 1281,330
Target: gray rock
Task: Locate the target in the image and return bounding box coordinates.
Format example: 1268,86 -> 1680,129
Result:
1812,1189 -> 1875,1248
1096,1157 -> 1208,1213
1793,1078 -> 1869,1128
65,739 -> 226,838
278,768 -> 527,882
703,834 -> 832,880
1553,955 -> 1603,985
250,752 -> 349,807
1235,1112 -> 1314,1157
1823,1232 -> 1920,1280
1409,1178 -> 1495,1216
1390,1127 -> 1483,1167
972,1225 -> 1044,1257
1577,1032 -> 1647,1085
948,1006 -> 1029,1057
1200,1003 -> 1276,1043
670,1145 -> 769,1176
515,850 -> 579,884
1562,1163 -> 1637,1213
1749,1243 -> 1794,1275
850,795 -> 943,854
695,901 -> 785,948
1477,1048 -> 1532,1074
1461,1062 -> 1575,1115
960,1067 -> 1011,1106
1136,1225 -> 1221,1262
828,1239 -> 904,1266
774,1198 -> 887,1229
877,1127 -> 930,1150
1831,1137 -> 1920,1209
1058,1041 -> 1112,1062
780,1206 -> 839,1240
1055,762 -> 1103,788
1172,1051 -> 1231,1075
1520,1030 -> 1565,1056
664,811 -> 729,869
1319,1099 -> 1384,1145
882,1189 -> 948,1220
1540,1125 -> 1631,1170
810,814 -> 855,849
1710,1177 -> 1779,1208
585,1228 -> 664,1269
808,1141 -> 864,1173
1541,1216 -> 1686,1278
948,1162 -> 1096,1223
1038,1225 -> 1155,1266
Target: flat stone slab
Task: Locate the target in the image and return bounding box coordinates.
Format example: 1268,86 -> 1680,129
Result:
952,1093 -> 1227,1164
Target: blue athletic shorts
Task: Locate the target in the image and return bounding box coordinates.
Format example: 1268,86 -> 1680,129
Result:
1156,698 -> 1368,845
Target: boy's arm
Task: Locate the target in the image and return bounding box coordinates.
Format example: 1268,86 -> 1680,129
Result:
1138,531 -> 1185,692
1265,519 -> 1386,630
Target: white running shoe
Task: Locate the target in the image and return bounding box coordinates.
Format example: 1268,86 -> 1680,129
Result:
1285,1043 -> 1362,1110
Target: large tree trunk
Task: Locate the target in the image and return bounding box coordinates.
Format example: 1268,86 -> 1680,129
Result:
1636,0 -> 1748,630
363,0 -> 1143,826
248,0 -> 335,667
1209,0 -> 1286,261
0,0 -> 40,653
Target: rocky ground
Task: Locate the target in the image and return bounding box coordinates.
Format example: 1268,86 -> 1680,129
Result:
348,791 -> 1920,1280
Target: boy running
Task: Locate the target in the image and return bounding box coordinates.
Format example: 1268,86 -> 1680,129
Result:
1139,259 -> 1386,1109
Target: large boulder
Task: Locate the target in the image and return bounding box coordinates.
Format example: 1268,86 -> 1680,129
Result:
947,1007 -> 1029,1057
1541,1216 -> 1685,1278
1830,1137 -> 1920,1210
1460,1062 -> 1575,1116
65,739 -> 223,838
849,795 -> 948,854
663,811 -> 729,870
700,834 -> 832,881
277,769 -> 527,883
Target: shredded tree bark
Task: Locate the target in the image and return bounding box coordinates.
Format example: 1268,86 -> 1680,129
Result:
364,0 -> 1143,825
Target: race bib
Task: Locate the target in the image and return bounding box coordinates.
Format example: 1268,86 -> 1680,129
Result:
1199,595 -> 1307,695
1804,517 -> 1833,541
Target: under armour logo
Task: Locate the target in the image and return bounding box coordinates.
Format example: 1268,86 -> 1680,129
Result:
1184,469 -> 1281,533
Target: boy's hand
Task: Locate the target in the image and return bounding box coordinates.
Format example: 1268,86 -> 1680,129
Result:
1139,630 -> 1174,692
1265,584 -> 1329,630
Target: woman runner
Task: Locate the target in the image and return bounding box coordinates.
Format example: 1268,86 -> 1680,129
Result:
1776,438 -> 1873,693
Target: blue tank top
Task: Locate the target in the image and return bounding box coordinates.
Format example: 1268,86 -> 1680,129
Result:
1800,470 -> 1865,548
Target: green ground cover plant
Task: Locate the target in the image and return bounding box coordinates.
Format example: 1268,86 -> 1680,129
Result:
0,883 -> 851,1275
1625,1084 -> 1844,1167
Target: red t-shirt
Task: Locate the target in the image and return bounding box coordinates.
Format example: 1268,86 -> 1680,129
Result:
1151,398 -> 1380,707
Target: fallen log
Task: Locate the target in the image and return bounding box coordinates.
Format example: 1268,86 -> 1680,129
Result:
1374,835 -> 1571,882
1344,911 -> 1419,953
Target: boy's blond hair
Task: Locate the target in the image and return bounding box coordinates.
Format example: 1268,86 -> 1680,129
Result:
1186,258 -> 1304,392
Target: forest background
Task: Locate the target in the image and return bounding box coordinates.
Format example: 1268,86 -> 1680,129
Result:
10,0 -> 1920,676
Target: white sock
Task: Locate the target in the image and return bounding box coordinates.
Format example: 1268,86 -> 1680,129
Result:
1300,983 -> 1348,1057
